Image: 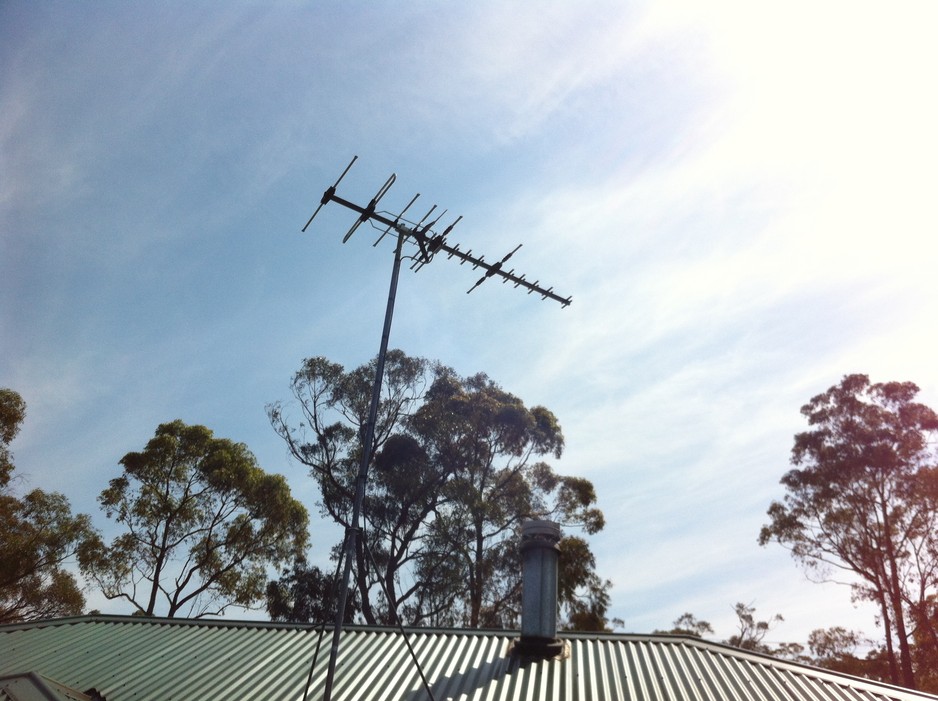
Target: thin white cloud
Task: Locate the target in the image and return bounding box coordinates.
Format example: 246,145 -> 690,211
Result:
3,0 -> 938,640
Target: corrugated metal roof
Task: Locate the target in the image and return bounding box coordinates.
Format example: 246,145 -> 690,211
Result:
0,615 -> 934,701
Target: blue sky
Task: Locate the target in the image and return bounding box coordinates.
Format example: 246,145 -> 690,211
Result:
3,1 -> 938,645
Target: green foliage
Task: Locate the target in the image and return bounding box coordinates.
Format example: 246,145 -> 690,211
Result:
656,604 -> 783,654
657,606 -> 894,682
265,558 -> 358,624
654,612 -> 715,638
0,389 -> 95,623
79,420 -> 309,618
557,535 -> 612,631
406,368 -> 606,629
806,626 -> 892,680
760,374 -> 938,689
0,388 -> 27,486
269,351 -> 610,630
725,602 -> 783,652
270,351 -> 441,624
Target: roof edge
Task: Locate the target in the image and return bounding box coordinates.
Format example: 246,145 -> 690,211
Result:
3,615 -> 937,700
0,614 -> 655,639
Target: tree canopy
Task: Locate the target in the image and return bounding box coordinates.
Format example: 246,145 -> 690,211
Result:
0,389 -> 95,623
0,388 -> 27,486
656,604 -> 890,681
265,557 -> 358,625
653,612 -> 714,639
79,420 -> 309,618
655,604 -> 782,652
725,602 -> 783,652
760,374 -> 938,689
269,351 -> 609,629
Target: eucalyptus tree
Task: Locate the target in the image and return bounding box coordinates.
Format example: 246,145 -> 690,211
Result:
80,420 -> 309,618
0,388 -> 26,484
269,352 -> 609,629
268,351 -> 441,624
0,389 -> 95,623
405,369 -> 605,628
266,557 -> 358,625
760,374 -> 938,689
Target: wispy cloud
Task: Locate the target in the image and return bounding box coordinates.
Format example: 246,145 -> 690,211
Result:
3,1 -> 938,638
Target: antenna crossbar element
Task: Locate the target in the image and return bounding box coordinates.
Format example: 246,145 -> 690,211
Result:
343,173 -> 396,243
302,157 -> 572,308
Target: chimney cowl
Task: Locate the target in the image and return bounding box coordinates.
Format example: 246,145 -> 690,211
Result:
520,520 -> 562,550
514,519 -> 565,659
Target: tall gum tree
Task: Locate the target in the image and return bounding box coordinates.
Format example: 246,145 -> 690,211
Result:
268,351 -> 437,624
80,420 -> 309,618
759,374 -> 938,689
269,352 -> 609,628
409,370 -> 606,628
0,389 -> 95,623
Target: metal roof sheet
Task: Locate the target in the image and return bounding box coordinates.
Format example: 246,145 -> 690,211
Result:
0,615 -> 934,701
0,672 -> 94,701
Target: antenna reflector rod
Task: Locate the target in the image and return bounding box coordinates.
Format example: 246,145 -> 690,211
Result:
302,155 -> 358,232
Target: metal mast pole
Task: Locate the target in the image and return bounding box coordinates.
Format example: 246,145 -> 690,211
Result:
322,230 -> 405,701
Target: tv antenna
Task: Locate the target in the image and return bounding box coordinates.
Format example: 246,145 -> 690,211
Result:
304,156 -> 572,307
302,156 -> 571,701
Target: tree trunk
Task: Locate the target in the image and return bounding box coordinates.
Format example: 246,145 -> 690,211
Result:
469,517 -> 484,628
147,527 -> 172,616
888,561 -> 916,688
876,588 -> 900,685
882,507 -> 917,688
355,537 -> 377,625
